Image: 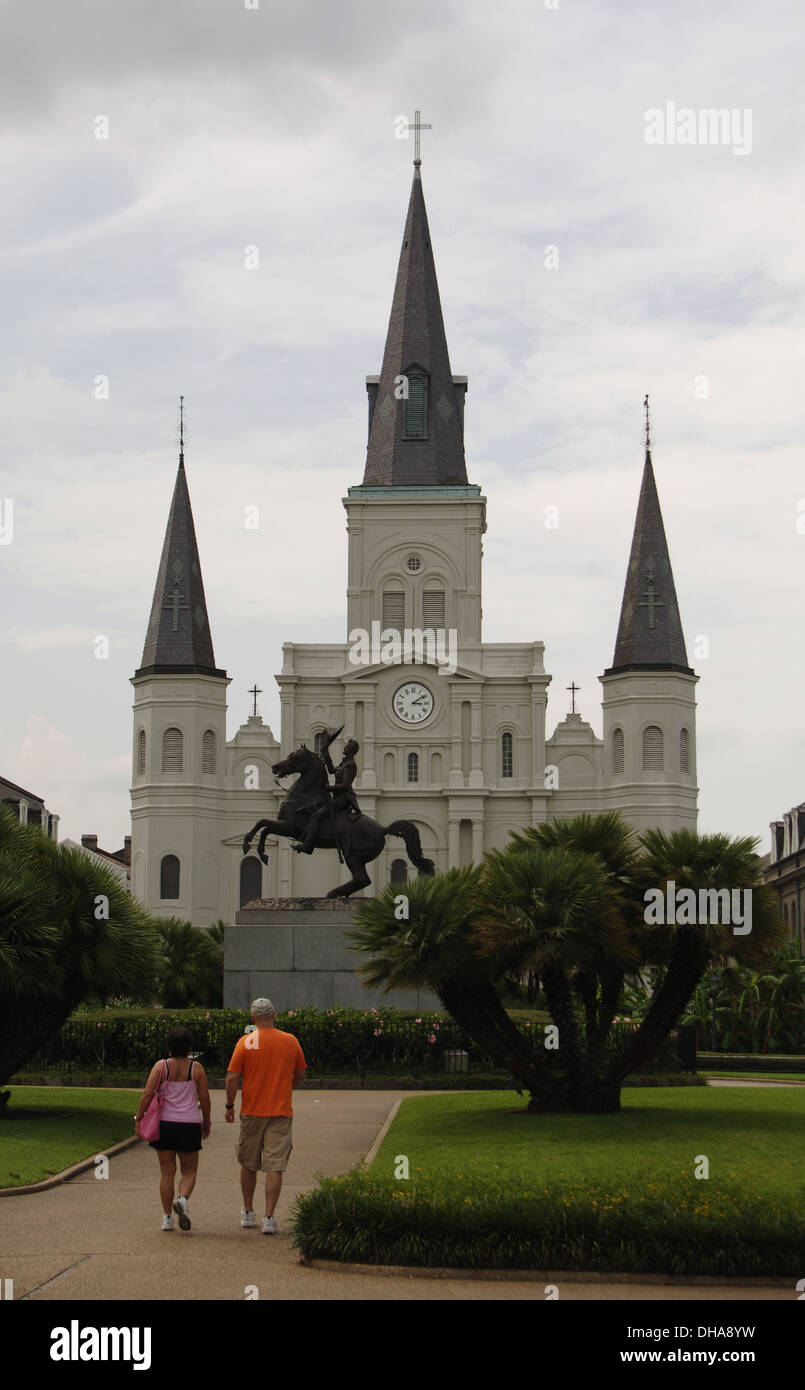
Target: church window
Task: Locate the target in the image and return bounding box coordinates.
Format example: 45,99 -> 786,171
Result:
382,590 -> 405,634
611,727 -> 624,774
240,856 -> 262,908
137,729 -> 146,776
202,730 -> 216,774
403,371 -> 427,438
162,728 -> 183,773
390,858 -> 408,884
501,732 -> 513,778
313,730 -> 328,756
406,554 -> 422,573
680,728 -> 690,773
160,854 -> 180,899
422,589 -> 445,628
642,725 -> 663,771
407,752 -> 419,783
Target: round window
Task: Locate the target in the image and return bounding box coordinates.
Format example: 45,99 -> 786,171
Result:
406,554 -> 422,573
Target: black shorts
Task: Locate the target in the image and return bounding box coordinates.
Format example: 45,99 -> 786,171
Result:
149,1121 -> 202,1153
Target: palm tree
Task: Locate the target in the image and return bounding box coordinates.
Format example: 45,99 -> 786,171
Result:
155,919 -> 223,1008
0,804 -> 160,1089
349,866 -> 556,1101
606,829 -> 787,1085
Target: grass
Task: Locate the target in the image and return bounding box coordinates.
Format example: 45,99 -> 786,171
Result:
0,1087 -> 139,1188
370,1089 -> 804,1198
292,1088 -> 805,1274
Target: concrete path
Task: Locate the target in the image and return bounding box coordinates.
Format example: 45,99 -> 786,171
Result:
2,1090 -> 788,1301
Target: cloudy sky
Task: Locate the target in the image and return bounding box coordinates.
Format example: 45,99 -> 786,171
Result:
1,0 -> 803,851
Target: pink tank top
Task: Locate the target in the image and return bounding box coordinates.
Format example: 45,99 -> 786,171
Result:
159,1059 -> 200,1123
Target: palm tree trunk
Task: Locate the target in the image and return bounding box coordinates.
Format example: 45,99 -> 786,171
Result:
604,932 -> 708,1085
437,977 -> 557,1101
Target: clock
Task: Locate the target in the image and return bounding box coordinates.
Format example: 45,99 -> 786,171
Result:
392,681 -> 434,725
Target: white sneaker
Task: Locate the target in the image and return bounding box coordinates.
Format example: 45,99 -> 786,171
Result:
241,1208 -> 257,1228
173,1196 -> 191,1231
262,1215 -> 277,1235
161,1214 -> 174,1231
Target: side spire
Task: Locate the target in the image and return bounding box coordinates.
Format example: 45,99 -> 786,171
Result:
363,159 -> 468,487
136,407 -> 225,678
605,402 -> 693,675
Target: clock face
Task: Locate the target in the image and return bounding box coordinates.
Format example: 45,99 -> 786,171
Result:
392,681 -> 434,725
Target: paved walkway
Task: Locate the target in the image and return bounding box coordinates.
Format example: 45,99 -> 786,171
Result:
3,1090 -> 788,1301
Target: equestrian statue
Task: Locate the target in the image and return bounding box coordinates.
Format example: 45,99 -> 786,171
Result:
241,726 -> 435,898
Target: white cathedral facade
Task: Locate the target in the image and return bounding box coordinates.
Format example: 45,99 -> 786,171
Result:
130,163 -> 699,927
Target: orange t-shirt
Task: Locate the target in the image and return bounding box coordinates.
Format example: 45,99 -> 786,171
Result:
227,1028 -> 307,1117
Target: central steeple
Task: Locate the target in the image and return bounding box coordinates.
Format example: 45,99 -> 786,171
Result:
362,167 -> 468,486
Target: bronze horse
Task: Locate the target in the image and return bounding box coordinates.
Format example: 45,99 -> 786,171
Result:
242,744 -> 435,898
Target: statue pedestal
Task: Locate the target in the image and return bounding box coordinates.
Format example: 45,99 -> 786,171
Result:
224,898 -> 440,1012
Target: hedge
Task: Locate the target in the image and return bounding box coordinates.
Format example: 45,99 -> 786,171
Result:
20,1007 -> 684,1079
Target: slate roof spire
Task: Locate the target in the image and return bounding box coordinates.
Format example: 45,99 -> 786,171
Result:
605,403 -> 693,675
136,405 -> 226,678
362,168 -> 468,486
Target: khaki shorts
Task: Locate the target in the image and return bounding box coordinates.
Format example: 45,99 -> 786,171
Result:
237,1115 -> 293,1172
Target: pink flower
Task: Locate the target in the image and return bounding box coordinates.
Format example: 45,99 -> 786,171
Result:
524,1021 -> 531,1028
415,1018 -> 422,1024
97,1022 -> 102,1028
337,1022 -> 342,1028
205,1011 -> 210,1019
373,1028 -> 382,1036
428,1034 -> 436,1044
287,1009 -> 294,1017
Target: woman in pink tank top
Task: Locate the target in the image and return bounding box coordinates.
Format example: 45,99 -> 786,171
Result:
134,1026 -> 211,1232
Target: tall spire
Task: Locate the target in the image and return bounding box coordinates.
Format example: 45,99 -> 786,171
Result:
605,403 -> 693,675
362,166 -> 468,486
136,407 -> 225,678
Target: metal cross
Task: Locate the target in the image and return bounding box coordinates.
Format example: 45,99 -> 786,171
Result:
566,681 -> 580,714
407,109 -> 432,166
165,580 -> 188,632
639,576 -> 665,630
249,684 -> 262,717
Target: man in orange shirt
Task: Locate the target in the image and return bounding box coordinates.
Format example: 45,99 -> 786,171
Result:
225,997 -> 307,1234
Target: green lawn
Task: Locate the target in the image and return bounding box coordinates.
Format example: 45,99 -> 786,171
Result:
0,1087 -> 140,1188
370,1089 -> 804,1202
292,1087 -> 804,1273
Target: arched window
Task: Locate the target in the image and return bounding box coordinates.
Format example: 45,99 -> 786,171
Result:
611,727 -> 624,774
162,728 -> 183,773
202,729 -> 216,774
407,752 -> 419,783
422,589 -> 445,629
403,371 -> 428,438
313,730 -> 328,756
680,728 -> 690,773
501,732 -> 513,778
390,858 -> 408,884
240,856 -> 262,908
137,729 -> 146,776
642,725 -> 664,771
160,854 -> 180,900
382,589 -> 405,634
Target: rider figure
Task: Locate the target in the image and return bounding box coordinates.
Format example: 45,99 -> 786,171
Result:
295,727 -> 361,855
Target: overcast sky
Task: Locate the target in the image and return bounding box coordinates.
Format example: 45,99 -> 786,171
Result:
1,0 -> 803,852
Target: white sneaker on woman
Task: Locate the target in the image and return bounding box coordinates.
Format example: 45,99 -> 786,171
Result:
173,1196 -> 191,1231
262,1215 -> 277,1235
161,1214 -> 174,1231
241,1209 -> 256,1228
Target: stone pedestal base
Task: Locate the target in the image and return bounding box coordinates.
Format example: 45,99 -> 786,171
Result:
224,898 -> 441,1011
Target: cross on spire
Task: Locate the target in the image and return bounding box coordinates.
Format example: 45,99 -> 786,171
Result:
566,681 -> 580,714
406,109 -> 432,166
164,579 -> 189,632
638,559 -> 665,630
179,395 -> 185,468
249,683 -> 262,717
644,393 -> 651,455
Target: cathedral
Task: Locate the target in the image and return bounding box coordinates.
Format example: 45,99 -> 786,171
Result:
130,158 -> 699,927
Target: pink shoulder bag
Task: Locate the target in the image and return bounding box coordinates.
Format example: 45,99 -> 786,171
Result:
139,1059 -> 170,1141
